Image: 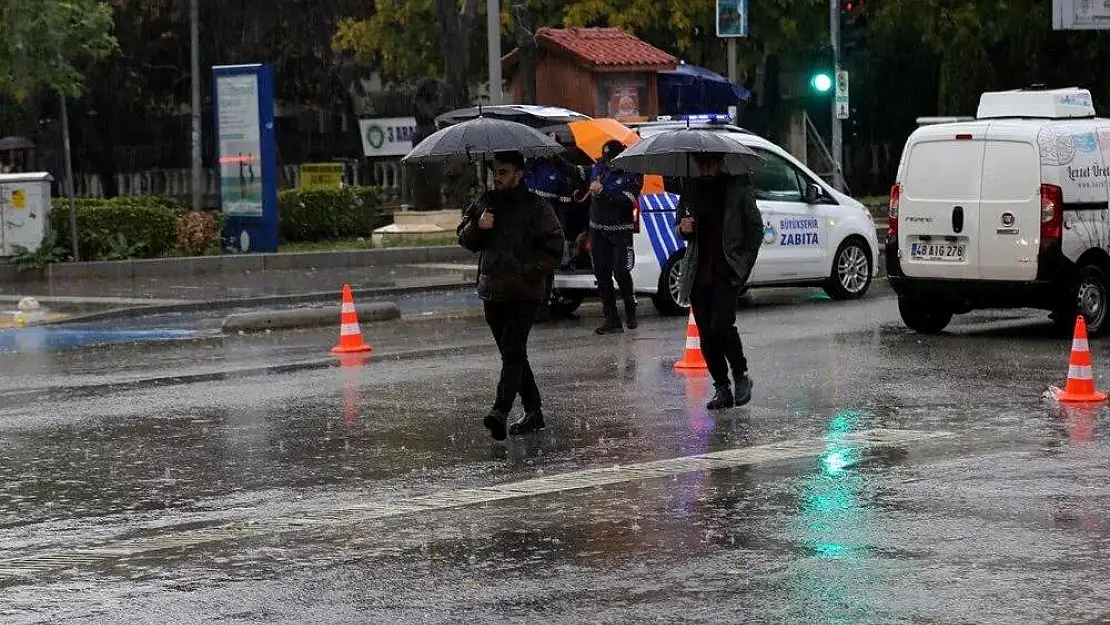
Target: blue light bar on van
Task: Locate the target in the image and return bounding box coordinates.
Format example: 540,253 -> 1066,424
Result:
653,114 -> 733,123
681,113 -> 733,123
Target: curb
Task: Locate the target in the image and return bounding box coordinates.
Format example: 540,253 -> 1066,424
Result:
46,281 -> 473,326
222,302 -> 401,333
0,246 -> 475,283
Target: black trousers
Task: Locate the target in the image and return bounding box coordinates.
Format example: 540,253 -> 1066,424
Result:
484,299 -> 541,413
590,230 -> 636,324
689,276 -> 748,389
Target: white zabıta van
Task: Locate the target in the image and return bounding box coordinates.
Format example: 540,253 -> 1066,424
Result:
550,123 -> 880,317
888,86 -> 1110,335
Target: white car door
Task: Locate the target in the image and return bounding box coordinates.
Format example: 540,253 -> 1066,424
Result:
747,148 -> 829,282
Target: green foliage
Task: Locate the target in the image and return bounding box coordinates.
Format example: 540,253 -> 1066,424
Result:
50,196 -> 184,260
0,0 -> 118,99
333,0 -> 441,80
10,231 -> 68,272
278,186 -> 386,243
103,232 -> 145,260
563,0 -> 827,72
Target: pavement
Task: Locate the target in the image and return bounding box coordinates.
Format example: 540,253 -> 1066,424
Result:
2,283 -> 1109,623
0,263 -> 476,327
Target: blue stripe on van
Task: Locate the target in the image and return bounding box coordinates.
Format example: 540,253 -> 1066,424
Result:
642,207 -> 670,267
640,192 -> 685,268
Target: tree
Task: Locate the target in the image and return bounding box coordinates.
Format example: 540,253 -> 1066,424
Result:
869,0 -> 1110,115
333,0 -> 568,108
335,0 -> 483,108
0,0 -> 117,100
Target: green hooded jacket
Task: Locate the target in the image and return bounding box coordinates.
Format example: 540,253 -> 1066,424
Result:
673,175 -> 764,306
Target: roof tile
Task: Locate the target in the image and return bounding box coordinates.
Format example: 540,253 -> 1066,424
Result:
536,28 -> 677,69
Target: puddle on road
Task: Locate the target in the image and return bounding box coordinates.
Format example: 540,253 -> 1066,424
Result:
0,328 -> 203,354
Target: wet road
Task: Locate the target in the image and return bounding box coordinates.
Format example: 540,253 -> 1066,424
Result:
2,287 -> 1110,624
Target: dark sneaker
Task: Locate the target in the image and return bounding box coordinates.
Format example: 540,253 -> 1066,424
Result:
625,305 -> 638,330
595,322 -> 624,335
706,386 -> 735,410
734,375 -> 753,407
509,409 -> 546,436
483,409 -> 508,441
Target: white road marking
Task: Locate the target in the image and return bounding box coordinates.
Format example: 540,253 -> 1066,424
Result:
0,428 -> 952,581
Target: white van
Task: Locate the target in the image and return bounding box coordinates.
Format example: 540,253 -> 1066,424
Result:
888,87 -> 1110,335
550,126 -> 880,316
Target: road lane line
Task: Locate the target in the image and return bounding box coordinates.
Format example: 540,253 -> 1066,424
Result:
0,428 -> 952,583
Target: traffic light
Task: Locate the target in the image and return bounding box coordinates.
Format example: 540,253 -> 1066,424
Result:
810,72 -> 833,93
841,0 -> 868,54
809,44 -> 834,95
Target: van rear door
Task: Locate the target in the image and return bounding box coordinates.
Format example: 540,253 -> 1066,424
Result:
978,125 -> 1041,281
899,127 -> 985,280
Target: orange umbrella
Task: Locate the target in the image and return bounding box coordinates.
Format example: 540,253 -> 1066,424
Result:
567,119 -> 640,161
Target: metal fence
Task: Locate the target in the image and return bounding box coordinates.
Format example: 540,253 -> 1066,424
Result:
71,160 -> 411,205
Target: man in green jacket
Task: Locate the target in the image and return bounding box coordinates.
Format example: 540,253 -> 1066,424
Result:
675,153 -> 764,409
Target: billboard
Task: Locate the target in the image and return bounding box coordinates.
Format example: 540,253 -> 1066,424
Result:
717,0 -> 749,37
1054,0 -> 1110,29
213,64 -> 279,253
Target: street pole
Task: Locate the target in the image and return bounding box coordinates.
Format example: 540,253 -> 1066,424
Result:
190,0 -> 203,211
726,39 -> 738,124
829,0 -> 844,192
486,0 -> 503,104
59,92 -> 79,261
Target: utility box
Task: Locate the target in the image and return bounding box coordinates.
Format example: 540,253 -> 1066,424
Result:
0,172 -> 53,257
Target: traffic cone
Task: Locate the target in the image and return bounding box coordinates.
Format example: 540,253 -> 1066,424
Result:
674,308 -> 708,370
1050,316 -> 1106,403
331,284 -> 373,355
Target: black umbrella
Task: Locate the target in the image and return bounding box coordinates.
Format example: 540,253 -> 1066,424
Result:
434,104 -> 590,130
401,116 -> 565,165
609,129 -> 763,177
0,136 -> 34,151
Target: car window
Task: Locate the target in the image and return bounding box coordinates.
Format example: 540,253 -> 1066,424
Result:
750,150 -> 804,202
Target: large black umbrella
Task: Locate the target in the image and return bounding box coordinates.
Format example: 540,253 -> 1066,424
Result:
434,104 -> 590,130
0,136 -> 34,151
402,116 -> 565,165
609,129 -> 763,177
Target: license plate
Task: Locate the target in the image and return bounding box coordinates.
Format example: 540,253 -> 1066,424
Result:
910,242 -> 966,261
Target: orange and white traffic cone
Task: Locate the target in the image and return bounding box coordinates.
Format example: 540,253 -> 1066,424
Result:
1049,315 -> 1106,403
331,284 -> 373,355
674,308 -> 708,371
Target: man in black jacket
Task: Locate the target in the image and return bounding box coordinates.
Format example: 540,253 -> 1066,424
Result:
458,151 -> 566,440
675,153 -> 764,410
588,140 -> 643,334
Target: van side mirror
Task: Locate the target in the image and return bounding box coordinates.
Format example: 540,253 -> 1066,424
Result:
805,183 -> 822,204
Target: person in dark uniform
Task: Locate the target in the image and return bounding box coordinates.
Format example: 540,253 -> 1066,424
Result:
675,153 -> 763,410
587,140 -> 642,334
524,152 -> 582,321
458,151 -> 566,440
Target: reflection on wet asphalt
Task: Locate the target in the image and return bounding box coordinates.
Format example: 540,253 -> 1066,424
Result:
2,289 -> 1110,623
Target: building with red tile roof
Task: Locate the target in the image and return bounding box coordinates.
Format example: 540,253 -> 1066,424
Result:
502,27 -> 678,121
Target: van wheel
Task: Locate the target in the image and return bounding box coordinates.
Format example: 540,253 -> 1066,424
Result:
652,251 -> 688,316
1076,265 -> 1110,337
824,238 -> 872,300
549,290 -> 585,317
898,297 -> 953,334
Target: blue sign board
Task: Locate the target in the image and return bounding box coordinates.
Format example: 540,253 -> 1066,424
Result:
212,64 -> 279,253
717,0 -> 749,38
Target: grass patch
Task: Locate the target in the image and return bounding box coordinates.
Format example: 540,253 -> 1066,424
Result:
280,239 -> 375,253
376,235 -> 457,248
277,236 -> 456,253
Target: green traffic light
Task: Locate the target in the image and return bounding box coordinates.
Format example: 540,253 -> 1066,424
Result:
811,72 -> 833,93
